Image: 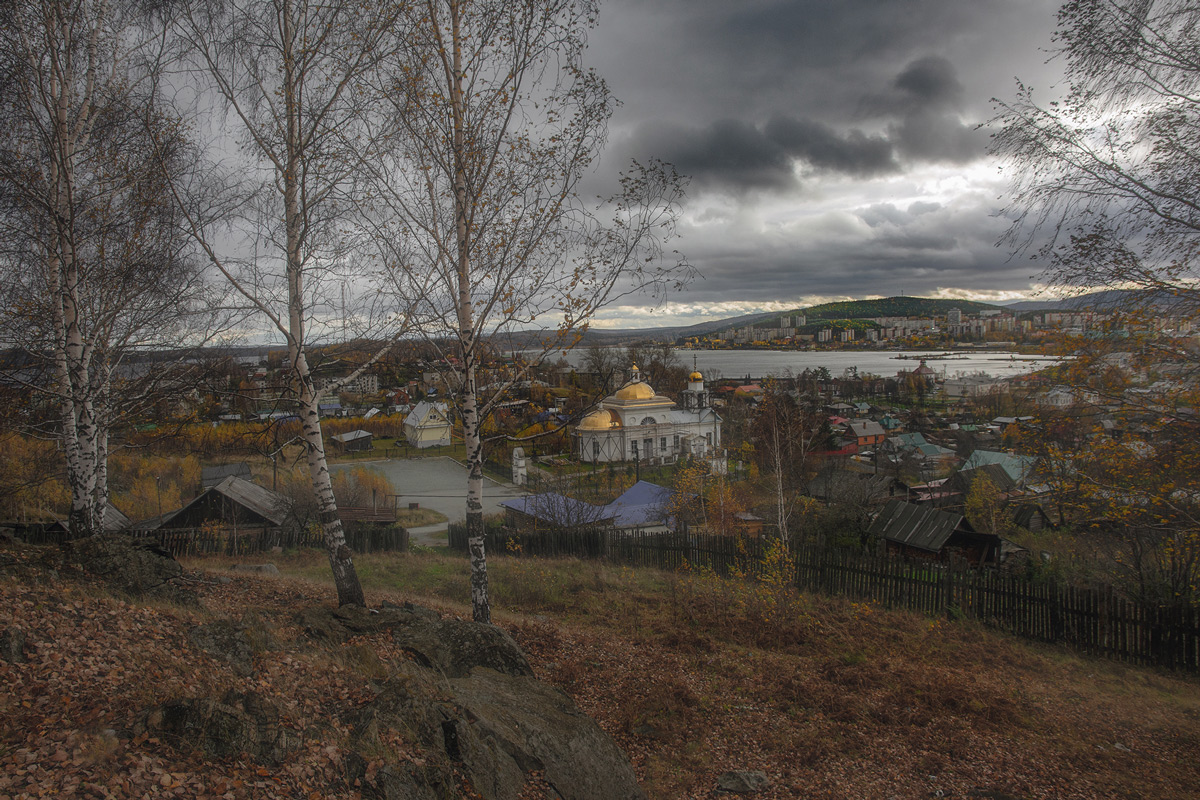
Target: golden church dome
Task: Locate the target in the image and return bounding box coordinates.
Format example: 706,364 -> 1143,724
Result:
579,408 -> 620,430
614,381 -> 656,401
689,371 -> 703,382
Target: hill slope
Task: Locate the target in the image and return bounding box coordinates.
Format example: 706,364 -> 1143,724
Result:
4,543 -> 1198,800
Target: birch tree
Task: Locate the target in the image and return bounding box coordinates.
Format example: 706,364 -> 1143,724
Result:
165,0 -> 410,606
0,0 -> 205,536
376,0 -> 688,622
991,0 -> 1200,313
992,0 -> 1200,602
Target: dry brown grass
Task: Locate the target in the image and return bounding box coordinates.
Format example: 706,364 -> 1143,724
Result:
5,542 -> 1198,800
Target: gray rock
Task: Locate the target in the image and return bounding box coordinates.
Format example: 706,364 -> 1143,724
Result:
392,616 -> 534,679
295,606 -> 353,644
293,604 -> 639,800
1,626 -> 26,663
368,661 -> 455,750
717,771 -> 770,794
63,534 -> 196,605
230,563 -> 280,577
295,602 -> 438,644
188,619 -> 274,677
295,601 -> 533,682
360,655 -> 642,800
152,690 -> 299,764
449,668 -> 644,800
373,763 -> 445,800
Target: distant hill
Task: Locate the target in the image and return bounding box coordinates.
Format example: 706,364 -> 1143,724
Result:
715,297 -> 1007,331
1002,288 -> 1181,313
578,296 -> 1010,345
787,296 -> 1004,323
580,310 -> 782,343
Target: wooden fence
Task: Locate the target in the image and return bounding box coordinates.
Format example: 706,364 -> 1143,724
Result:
11,523 -> 408,558
453,528 -> 1200,672
148,524 -> 409,558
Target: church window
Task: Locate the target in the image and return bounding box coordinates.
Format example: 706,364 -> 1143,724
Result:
640,416 -> 656,426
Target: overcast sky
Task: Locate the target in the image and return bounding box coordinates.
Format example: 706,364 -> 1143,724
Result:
580,0 -> 1068,328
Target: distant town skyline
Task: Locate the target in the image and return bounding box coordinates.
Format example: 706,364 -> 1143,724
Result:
583,0 -> 1069,329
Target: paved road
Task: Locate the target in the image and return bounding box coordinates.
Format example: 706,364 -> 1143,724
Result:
331,457 -> 526,545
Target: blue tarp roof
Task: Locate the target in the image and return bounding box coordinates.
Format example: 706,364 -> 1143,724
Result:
501,480 -> 678,529
606,480 -> 674,527
499,492 -> 614,526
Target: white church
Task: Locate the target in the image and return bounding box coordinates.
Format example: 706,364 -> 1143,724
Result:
575,365 -> 722,466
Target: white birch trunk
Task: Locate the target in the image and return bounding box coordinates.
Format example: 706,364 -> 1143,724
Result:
462,356 -> 490,624
48,36 -> 103,538
297,362 -> 365,607
447,0 -> 490,624
281,0 -> 364,607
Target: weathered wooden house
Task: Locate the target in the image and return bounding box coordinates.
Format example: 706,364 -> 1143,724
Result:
1010,503 -> 1054,533
868,499 -> 1001,566
331,429 -> 373,453
135,476 -> 289,532
947,463 -> 1018,497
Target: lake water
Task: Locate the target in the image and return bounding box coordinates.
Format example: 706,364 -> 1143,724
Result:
566,349 -> 1059,381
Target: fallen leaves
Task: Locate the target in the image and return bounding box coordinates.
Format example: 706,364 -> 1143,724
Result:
3,540 -> 1200,800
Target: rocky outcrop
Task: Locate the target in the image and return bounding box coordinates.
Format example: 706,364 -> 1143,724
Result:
148,690 -> 300,765
61,534 -> 197,605
1,626 -> 26,663
293,603 -> 643,800
296,602 -> 534,680
447,667 -> 645,800
188,617 -> 276,677
717,770 -> 770,794
156,602 -> 642,798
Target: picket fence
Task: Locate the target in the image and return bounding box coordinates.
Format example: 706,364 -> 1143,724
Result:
148,525 -> 408,557
14,523 -> 408,558
452,526 -> 1200,672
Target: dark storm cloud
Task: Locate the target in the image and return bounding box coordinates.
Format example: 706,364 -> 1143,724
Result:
621,55 -> 983,192
644,115 -> 899,192
664,119 -> 797,192
659,192 -> 1035,306
591,0 -> 1062,128
764,117 -> 897,177
582,0 -> 1065,312
889,112 -> 983,164
864,56 -> 986,164
893,56 -> 963,108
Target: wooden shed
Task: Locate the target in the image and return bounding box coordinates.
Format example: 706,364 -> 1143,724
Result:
331,429 -> 373,452
947,463 -> 1018,497
869,499 -> 1000,566
136,476 -> 289,531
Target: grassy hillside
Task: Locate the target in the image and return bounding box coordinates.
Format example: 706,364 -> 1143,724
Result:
4,544 -> 1199,799
763,296 -> 1005,325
